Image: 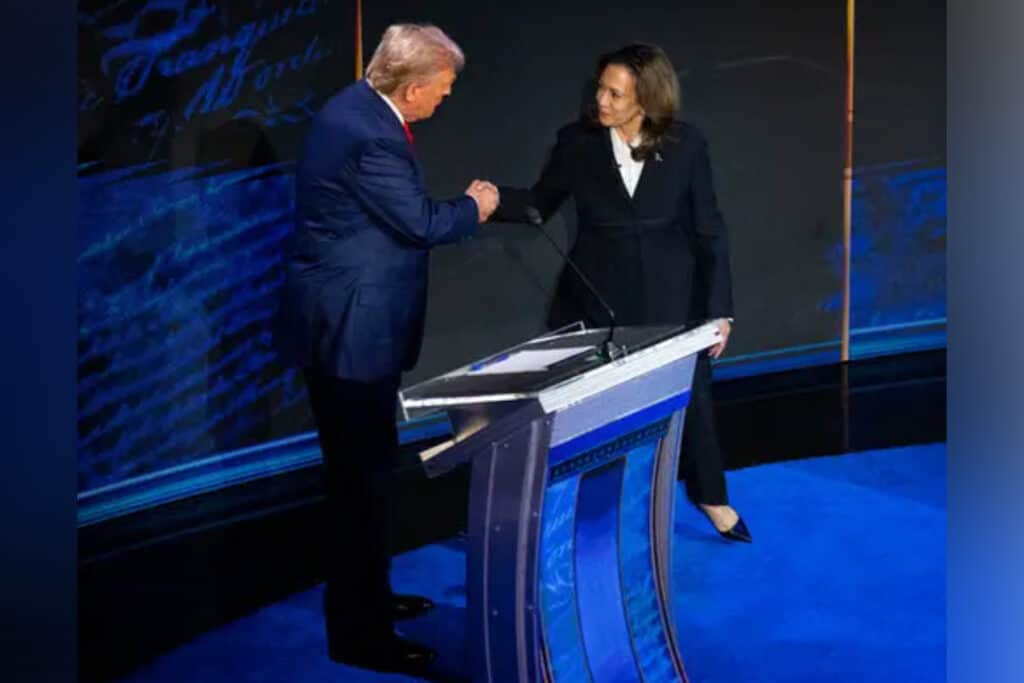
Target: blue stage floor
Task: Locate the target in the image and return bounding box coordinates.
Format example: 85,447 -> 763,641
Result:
117,443 -> 945,682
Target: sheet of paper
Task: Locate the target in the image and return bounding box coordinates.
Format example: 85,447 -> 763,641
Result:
469,346 -> 595,375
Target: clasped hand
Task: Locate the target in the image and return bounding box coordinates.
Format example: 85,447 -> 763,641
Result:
465,180 -> 499,222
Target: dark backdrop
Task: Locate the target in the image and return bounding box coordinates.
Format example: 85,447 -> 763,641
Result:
77,0 -> 944,492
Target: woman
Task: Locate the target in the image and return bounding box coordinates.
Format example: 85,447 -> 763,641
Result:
493,43 -> 751,542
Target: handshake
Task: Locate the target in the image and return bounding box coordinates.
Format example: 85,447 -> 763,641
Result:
465,180 -> 500,222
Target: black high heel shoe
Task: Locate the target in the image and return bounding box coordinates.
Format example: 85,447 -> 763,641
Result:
717,516 -> 753,543
697,503 -> 754,543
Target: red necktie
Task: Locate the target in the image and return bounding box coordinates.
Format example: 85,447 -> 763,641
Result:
402,121 -> 414,147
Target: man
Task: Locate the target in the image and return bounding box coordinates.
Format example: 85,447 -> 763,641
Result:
280,23 -> 499,675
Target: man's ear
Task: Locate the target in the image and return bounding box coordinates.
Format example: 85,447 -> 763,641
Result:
398,81 -> 419,105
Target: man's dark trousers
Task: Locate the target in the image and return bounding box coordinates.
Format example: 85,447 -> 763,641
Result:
303,368 -> 401,652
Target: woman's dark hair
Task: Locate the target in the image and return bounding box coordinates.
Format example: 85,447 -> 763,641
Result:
594,43 -> 680,161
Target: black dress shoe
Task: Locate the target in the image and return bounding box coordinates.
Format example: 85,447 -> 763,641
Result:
329,635 -> 437,675
718,516 -> 753,543
393,593 -> 435,620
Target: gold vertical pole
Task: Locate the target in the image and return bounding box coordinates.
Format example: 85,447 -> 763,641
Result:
841,0 -> 856,362
841,0 -> 856,451
354,0 -> 364,80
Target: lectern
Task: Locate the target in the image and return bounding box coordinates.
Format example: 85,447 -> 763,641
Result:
399,322 -> 722,683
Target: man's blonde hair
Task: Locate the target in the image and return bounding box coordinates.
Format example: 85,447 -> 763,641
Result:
365,24 -> 465,94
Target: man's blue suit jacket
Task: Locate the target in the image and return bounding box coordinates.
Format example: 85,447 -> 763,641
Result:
281,79 -> 479,382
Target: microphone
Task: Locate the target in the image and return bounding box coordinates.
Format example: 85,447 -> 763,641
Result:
524,206 -> 624,361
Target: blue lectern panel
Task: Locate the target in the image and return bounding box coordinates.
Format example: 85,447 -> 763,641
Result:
621,439 -> 685,682
575,461 -> 644,683
548,392 -> 690,473
539,476 -> 592,681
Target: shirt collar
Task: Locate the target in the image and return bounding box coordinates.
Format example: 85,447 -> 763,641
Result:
370,82 -> 405,124
610,128 -> 643,160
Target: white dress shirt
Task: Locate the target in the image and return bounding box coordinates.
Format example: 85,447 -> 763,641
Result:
609,128 -> 644,197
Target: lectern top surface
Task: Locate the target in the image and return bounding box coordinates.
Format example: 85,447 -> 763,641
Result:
400,323 -> 695,403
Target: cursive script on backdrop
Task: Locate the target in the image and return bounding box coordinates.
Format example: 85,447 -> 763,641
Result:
79,0 -> 341,168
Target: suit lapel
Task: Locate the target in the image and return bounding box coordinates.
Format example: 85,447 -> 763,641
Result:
597,127 -> 665,208
630,146 -> 662,208
597,127 -> 635,205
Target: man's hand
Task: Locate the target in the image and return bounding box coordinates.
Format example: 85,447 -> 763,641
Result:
465,180 -> 499,222
709,318 -> 732,359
